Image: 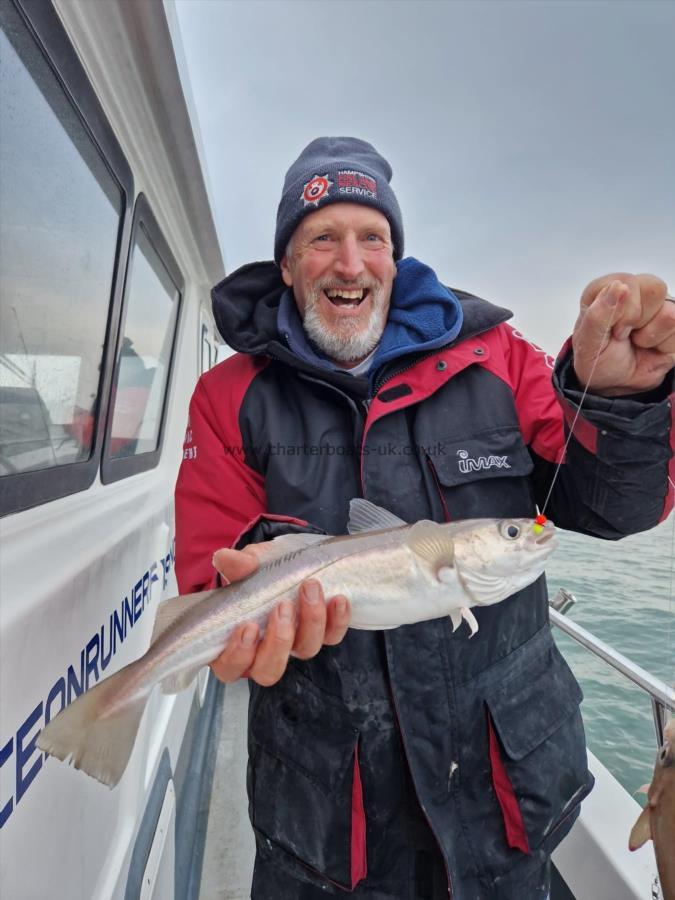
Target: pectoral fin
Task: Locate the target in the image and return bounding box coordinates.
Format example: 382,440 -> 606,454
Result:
628,805 -> 652,851
408,521 -> 455,568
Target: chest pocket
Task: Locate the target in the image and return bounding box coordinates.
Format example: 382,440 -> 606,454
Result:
427,426 -> 535,520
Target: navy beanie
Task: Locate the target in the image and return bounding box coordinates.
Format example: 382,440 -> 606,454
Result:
274,137 -> 404,263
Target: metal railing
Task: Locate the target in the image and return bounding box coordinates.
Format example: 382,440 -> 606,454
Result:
549,589 -> 675,748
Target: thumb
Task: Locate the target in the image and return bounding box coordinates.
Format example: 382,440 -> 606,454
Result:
212,547 -> 260,583
575,280 -> 628,356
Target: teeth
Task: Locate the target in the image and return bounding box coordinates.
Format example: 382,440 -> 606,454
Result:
326,289 -> 364,300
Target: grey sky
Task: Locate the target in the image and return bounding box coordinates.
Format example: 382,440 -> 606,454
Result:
174,0 -> 674,353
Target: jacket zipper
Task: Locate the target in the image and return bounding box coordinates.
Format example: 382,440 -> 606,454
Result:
372,347 -> 447,394
269,339 -> 472,895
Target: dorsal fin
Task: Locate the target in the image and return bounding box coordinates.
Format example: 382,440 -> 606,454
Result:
347,499 -> 408,534
150,589 -> 216,645
407,520 -> 455,567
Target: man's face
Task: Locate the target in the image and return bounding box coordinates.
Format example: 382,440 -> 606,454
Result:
280,203 -> 397,367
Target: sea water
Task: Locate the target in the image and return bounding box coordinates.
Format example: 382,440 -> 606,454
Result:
545,518 -> 675,799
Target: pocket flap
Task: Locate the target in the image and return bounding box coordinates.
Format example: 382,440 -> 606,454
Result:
251,669 -> 359,793
429,427 -> 534,488
486,646 -> 583,761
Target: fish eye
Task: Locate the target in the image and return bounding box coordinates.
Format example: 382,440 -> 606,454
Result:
500,522 -> 521,540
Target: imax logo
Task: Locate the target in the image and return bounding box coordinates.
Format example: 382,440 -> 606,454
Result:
457,449 -> 511,474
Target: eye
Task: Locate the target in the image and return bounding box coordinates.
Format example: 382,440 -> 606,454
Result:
500,522 -> 521,540
313,233 -> 331,243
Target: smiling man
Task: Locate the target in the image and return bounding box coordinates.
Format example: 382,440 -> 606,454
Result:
175,137 -> 674,899
279,203 -> 397,368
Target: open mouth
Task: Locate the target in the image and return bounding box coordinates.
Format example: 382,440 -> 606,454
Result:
323,288 -> 370,309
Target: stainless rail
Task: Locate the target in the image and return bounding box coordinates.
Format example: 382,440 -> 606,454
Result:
549,592 -> 674,748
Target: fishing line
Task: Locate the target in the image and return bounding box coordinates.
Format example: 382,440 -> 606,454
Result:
539,312 -> 615,518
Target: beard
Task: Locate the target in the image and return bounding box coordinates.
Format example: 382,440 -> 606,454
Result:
301,276 -> 389,364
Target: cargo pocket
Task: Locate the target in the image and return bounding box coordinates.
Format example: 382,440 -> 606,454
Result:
485,645 -> 592,853
427,427 -> 535,519
249,671 -> 366,890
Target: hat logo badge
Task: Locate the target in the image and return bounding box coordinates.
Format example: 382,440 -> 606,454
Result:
301,174 -> 332,207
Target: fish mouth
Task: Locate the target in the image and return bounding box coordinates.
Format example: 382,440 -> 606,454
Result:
534,528 -> 556,546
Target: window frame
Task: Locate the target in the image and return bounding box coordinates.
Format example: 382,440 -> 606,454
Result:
100,194 -> 184,485
0,0 -> 134,517
200,308 -> 216,374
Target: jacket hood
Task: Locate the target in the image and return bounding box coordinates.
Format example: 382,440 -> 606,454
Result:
211,258 -> 513,387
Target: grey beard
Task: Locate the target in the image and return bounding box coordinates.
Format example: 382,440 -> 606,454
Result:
302,282 -> 388,364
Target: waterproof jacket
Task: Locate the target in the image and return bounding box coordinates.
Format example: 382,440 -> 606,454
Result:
175,259 -> 674,900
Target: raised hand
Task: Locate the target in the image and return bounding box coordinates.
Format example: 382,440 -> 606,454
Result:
572,273 -> 673,396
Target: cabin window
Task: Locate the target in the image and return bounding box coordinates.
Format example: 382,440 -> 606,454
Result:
0,2 -> 122,480
0,0 -> 133,516
101,196 -> 182,482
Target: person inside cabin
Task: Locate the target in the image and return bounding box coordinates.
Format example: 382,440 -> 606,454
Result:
175,137 -> 674,900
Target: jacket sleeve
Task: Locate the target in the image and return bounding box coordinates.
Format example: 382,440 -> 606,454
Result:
174,364 -> 324,595
504,327 -> 674,538
174,372 -> 267,593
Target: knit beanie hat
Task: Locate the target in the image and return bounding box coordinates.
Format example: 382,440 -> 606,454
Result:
274,137 -> 404,263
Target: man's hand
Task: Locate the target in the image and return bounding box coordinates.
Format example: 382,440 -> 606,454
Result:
208,544 -> 350,686
572,273 -> 674,396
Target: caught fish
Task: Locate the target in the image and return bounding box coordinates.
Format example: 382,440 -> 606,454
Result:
37,499 -> 555,788
629,718 -> 675,900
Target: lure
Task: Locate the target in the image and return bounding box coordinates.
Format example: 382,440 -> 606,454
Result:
532,513 -> 547,535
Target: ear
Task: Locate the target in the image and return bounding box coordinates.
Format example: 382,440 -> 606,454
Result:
280,255 -> 293,287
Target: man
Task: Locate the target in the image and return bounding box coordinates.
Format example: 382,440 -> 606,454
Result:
175,137 -> 673,899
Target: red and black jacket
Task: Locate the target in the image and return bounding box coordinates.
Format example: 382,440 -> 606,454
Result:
175,259 -> 673,898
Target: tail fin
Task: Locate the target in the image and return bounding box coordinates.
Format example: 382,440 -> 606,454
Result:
37,667 -> 148,789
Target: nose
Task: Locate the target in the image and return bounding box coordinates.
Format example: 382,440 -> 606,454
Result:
333,235 -> 365,282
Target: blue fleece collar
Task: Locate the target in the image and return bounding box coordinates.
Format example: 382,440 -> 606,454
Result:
369,257 -> 463,383
276,257 -> 463,389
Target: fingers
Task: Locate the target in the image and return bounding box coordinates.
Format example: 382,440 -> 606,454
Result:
248,601 -> 297,686
630,298 -> 675,352
574,274 -> 671,391
578,273 -> 668,340
324,595 -> 351,645
291,580 -> 328,659
208,572 -> 351,687
210,621 -> 260,683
